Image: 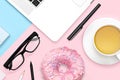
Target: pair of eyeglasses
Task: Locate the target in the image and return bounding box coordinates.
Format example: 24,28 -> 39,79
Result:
3,32 -> 40,70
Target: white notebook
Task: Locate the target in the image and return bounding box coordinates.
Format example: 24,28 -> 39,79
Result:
0,27 -> 9,45
0,70 -> 5,80
8,0 -> 93,41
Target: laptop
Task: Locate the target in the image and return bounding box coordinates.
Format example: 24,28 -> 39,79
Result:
7,0 -> 93,41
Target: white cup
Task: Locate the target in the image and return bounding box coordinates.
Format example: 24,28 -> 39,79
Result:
92,18 -> 120,59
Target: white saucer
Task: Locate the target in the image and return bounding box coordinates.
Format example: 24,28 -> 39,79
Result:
83,18 -> 120,65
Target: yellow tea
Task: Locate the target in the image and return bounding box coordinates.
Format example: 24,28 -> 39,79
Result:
94,25 -> 120,55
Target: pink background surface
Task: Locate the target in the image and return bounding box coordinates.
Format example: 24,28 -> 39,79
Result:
1,0 -> 120,80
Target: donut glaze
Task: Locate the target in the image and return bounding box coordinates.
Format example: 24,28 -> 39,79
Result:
41,47 -> 84,80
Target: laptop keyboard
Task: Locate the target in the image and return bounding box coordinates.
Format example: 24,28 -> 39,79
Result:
29,0 -> 43,7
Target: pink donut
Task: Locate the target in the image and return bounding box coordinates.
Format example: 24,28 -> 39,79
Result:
41,47 -> 84,80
